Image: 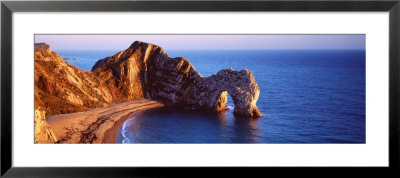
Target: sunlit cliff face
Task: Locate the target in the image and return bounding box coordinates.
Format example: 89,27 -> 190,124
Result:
35,41 -> 261,117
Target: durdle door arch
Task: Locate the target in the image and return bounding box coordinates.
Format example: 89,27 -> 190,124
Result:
181,68 -> 261,117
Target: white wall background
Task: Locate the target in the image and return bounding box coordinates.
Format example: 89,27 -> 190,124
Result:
12,12 -> 388,167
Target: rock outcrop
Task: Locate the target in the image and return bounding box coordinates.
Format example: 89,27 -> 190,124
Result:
181,68 -> 261,117
34,43 -> 52,53
91,41 -> 201,105
34,108 -> 57,143
91,41 -> 261,117
35,41 -> 261,118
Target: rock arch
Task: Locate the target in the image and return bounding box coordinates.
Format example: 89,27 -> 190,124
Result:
181,68 -> 261,117
83,41 -> 261,117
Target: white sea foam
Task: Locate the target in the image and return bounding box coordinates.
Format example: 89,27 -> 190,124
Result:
226,105 -> 234,110
120,115 -> 136,144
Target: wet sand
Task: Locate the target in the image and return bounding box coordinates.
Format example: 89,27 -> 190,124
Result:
46,99 -> 164,144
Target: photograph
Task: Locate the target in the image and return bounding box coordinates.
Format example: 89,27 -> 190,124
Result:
33,34 -> 366,144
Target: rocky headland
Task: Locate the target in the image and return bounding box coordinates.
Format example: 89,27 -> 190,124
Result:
91,41 -> 261,116
34,41 -> 261,143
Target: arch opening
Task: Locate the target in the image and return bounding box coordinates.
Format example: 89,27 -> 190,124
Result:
215,90 -> 236,111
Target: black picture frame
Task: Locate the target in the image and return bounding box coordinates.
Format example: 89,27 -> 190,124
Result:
1,0 -> 399,177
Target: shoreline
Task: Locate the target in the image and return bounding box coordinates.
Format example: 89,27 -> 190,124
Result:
102,111 -> 136,143
46,99 -> 164,144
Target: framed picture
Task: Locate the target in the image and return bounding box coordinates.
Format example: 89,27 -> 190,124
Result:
1,0 -> 399,177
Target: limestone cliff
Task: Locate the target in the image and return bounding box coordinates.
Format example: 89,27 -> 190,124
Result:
91,41 -> 202,105
91,41 -> 261,117
35,41 -> 261,118
35,44 -> 133,115
181,68 -> 261,117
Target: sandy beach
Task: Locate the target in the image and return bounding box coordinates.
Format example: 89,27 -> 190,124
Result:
46,99 -> 164,143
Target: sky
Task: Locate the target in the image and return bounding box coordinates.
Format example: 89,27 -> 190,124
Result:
34,34 -> 365,51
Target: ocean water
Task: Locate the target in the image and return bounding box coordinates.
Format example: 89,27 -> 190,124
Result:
55,50 -> 120,71
57,49 -> 366,143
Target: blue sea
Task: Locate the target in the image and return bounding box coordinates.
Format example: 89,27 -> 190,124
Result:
56,49 -> 366,143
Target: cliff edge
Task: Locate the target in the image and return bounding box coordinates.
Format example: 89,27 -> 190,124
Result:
34,41 -> 261,142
